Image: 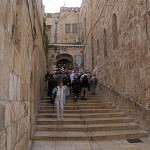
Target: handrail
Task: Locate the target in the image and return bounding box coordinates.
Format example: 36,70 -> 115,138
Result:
99,82 -> 150,112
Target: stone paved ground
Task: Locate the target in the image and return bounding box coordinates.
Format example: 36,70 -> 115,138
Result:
32,136 -> 150,150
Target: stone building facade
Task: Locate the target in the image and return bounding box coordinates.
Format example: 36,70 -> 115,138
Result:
80,0 -> 150,132
45,7 -> 83,72
0,0 -> 46,150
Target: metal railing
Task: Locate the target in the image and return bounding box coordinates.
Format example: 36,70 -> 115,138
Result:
99,82 -> 150,112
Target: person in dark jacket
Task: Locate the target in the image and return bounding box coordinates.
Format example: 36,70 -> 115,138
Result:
90,74 -> 98,95
45,71 -> 51,90
80,74 -> 89,100
72,76 -> 81,102
48,75 -> 58,104
63,75 -> 70,98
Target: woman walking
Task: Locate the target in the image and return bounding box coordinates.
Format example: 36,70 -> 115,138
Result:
52,81 -> 66,121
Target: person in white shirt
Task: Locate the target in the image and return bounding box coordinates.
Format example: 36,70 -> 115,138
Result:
52,81 -> 66,121
70,71 -> 75,84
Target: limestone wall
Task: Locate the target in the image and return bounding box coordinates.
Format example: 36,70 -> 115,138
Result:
80,0 -> 150,132
0,0 -> 46,150
47,46 -> 82,72
46,7 -> 81,44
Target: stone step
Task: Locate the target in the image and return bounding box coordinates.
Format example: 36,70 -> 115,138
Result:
37,117 -> 132,125
38,109 -> 120,114
40,103 -> 113,107
35,122 -> 139,132
42,95 -> 100,98
32,129 -> 147,141
33,91 -> 148,142
37,112 -> 125,118
42,97 -> 100,100
40,102 -> 113,107
41,99 -> 104,102
39,105 -> 115,110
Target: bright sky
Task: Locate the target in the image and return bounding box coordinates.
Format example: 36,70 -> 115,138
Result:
43,0 -> 82,13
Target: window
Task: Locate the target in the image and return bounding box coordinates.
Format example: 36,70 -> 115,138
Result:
65,24 -> 70,33
15,0 -> 24,51
97,39 -> 99,54
84,15 -> 86,38
112,14 -> 118,49
47,25 -> 51,40
75,55 -> 82,67
103,29 -> 107,57
72,23 -> 78,33
91,35 -> 94,69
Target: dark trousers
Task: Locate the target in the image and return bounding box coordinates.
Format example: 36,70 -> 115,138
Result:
74,90 -> 79,97
81,87 -> 88,99
88,84 -> 90,91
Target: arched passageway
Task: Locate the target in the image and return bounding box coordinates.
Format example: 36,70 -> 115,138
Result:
56,54 -> 73,69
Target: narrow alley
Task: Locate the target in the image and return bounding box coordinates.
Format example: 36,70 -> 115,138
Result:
0,0 -> 150,150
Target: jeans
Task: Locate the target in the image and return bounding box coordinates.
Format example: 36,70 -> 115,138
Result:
55,99 -> 64,120
91,85 -> 96,94
81,87 -> 88,99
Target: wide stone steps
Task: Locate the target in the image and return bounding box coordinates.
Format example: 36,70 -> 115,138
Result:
35,122 -> 139,132
38,112 -> 125,118
39,105 -> 115,110
40,102 -> 112,106
37,117 -> 133,125
38,109 -> 120,114
32,92 -> 148,141
33,130 -> 147,141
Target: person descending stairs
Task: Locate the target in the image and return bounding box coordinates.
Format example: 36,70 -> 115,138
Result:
32,90 -> 147,141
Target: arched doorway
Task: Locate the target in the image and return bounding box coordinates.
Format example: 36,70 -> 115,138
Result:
56,54 -> 73,69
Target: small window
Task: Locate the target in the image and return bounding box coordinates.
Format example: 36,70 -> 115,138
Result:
65,24 -> 70,33
112,14 -> 118,49
91,35 -> 94,69
97,39 -> 99,54
103,29 -> 107,57
72,23 -> 78,33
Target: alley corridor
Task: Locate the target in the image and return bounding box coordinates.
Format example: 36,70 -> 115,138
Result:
0,0 -> 150,150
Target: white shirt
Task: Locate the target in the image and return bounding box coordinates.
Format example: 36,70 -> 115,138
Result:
56,86 -> 63,101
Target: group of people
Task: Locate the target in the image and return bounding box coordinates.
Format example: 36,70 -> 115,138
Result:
45,70 -> 98,121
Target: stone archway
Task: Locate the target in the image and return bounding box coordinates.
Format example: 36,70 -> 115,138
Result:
56,53 -> 73,69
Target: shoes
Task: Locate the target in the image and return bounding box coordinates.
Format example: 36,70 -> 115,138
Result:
81,97 -> 86,100
61,117 -> 64,121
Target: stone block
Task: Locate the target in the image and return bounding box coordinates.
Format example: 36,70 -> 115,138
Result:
9,73 -> 19,101
6,126 -> 12,150
5,102 -> 11,127
0,131 -> 6,150
0,64 -> 10,101
0,103 -> 5,132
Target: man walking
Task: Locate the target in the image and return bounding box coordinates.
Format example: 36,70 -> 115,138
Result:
72,76 -> 81,102
80,74 -> 88,100
90,74 -> 98,95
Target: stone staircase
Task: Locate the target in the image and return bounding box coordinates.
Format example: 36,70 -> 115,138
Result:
32,91 -> 147,141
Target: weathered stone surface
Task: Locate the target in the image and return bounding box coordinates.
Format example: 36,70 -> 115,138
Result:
0,131 -> 6,150
45,8 -> 83,72
0,0 -> 46,150
0,103 -> 5,132
80,0 -> 150,133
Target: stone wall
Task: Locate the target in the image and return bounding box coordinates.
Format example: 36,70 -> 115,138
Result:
80,0 -> 150,132
45,7 -> 83,72
0,0 -> 46,150
46,7 -> 81,44
47,46 -> 82,72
